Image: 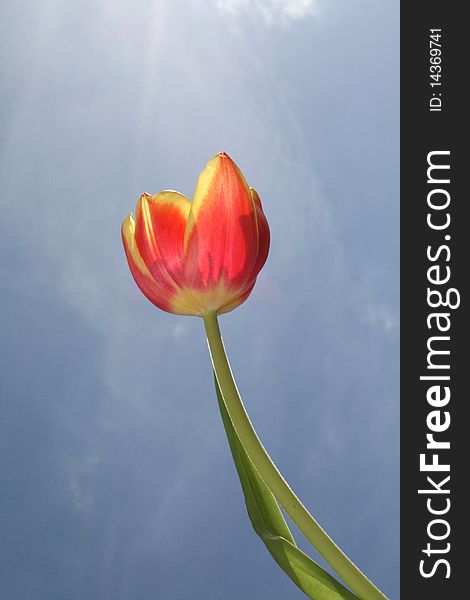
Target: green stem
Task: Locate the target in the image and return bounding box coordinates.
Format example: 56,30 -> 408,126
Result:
203,312 -> 388,600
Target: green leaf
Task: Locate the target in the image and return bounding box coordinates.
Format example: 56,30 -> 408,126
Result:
214,374 -> 358,600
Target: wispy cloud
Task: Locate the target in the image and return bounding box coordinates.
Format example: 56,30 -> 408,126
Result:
364,304 -> 399,332
212,0 -> 317,25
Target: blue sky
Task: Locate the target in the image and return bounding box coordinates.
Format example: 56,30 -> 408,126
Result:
1,1 -> 399,598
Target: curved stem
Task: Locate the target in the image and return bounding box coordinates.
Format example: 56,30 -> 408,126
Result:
203,312 -> 388,600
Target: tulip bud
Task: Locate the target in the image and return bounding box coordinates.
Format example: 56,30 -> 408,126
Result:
122,153 -> 270,316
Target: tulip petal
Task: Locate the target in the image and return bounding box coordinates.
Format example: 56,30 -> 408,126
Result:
121,214 -> 174,312
249,188 -> 270,279
184,153 -> 259,293
135,191 -> 191,290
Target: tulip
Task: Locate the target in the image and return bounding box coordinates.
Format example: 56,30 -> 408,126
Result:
121,152 -> 270,316
121,153 -> 388,600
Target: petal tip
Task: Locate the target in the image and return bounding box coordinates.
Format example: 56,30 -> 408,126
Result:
121,212 -> 135,234
249,187 -> 263,209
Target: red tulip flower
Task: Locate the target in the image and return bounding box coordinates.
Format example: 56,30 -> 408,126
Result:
122,152 -> 270,316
